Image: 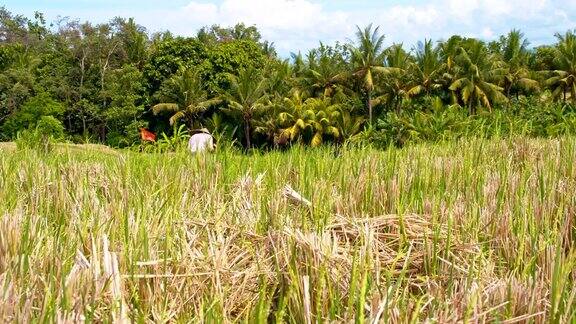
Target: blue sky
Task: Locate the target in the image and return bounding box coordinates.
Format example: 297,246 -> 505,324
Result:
3,0 -> 575,55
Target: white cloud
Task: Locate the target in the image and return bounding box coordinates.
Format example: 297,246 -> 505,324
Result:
482,0 -> 512,17
35,0 -> 572,55
447,0 -> 479,19
176,0 -> 350,52
481,27 -> 494,38
183,2 -> 218,22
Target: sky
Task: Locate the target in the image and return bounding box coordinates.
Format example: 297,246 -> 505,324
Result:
3,0 -> 576,55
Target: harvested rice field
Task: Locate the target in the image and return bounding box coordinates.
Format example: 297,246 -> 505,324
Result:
0,138 -> 575,323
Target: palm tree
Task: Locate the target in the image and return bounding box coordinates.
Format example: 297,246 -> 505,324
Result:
221,67 -> 270,148
349,24 -> 397,125
299,44 -> 346,98
277,90 -> 308,142
277,93 -> 341,146
407,39 -> 445,99
266,59 -> 294,100
499,30 -> 539,99
439,36 -> 464,73
545,31 -> 576,102
501,30 -> 530,63
382,44 -> 412,113
152,68 -> 221,127
438,36 -> 466,100
334,106 -> 365,140
448,41 -> 507,113
291,52 -> 307,77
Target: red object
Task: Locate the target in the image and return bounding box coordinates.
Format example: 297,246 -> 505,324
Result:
140,128 -> 156,142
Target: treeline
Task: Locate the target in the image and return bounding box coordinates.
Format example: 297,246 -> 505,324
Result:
1,7 -> 575,149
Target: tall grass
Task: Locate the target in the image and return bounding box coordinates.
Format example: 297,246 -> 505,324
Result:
0,138 -> 575,322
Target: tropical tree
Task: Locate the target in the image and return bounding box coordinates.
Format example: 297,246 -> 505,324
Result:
221,66 -> 270,148
382,44 -> 412,113
196,23 -> 262,44
407,39 -> 445,99
532,45 -> 557,71
334,105 -> 365,139
349,24 -> 397,125
499,30 -> 539,99
116,17 -> 148,67
439,36 -> 465,70
277,92 -> 342,146
0,48 -> 41,121
299,43 -> 347,98
266,59 -> 294,100
152,68 -> 221,127
448,41 -> 507,113
437,36 -> 466,97
254,90 -> 304,146
545,31 -> 576,102
143,36 -> 207,94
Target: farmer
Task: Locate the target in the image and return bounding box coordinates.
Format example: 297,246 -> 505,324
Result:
188,128 -> 216,153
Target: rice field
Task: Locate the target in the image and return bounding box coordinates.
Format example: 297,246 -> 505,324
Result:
0,138 -> 575,323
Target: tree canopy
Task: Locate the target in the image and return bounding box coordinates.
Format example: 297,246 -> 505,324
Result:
1,7 -> 575,148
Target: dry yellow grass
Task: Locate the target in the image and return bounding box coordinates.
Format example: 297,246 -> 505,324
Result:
0,142 -> 16,151
0,137 -> 574,322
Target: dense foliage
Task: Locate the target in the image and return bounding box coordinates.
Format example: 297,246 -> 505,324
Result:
1,7 -> 576,148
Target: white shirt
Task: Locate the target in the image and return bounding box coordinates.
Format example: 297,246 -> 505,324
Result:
188,133 -> 214,153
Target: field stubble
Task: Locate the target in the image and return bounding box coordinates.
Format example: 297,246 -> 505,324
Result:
0,138 -> 575,323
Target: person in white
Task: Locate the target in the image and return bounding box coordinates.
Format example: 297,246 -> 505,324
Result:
188,128 -> 215,153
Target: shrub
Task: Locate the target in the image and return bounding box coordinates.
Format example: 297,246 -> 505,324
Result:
368,99 -> 576,148
155,124 -> 190,152
1,93 -> 65,138
16,116 -> 65,154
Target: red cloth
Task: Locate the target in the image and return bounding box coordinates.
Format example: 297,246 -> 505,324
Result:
140,128 -> 156,142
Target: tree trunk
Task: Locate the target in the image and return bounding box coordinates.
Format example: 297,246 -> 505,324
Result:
100,41 -> 119,108
82,115 -> 87,137
506,85 -> 512,108
79,49 -> 87,100
244,118 -> 251,149
100,125 -> 106,143
367,92 -> 373,126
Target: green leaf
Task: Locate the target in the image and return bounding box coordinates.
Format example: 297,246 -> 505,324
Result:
152,103 -> 179,115
311,131 -> 323,147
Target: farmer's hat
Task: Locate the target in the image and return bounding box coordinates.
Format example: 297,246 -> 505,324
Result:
190,127 -> 211,135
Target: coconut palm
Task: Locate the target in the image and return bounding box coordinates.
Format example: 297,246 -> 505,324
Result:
266,59 -> 294,100
437,36 -> 466,99
276,90 -> 308,142
299,44 -> 346,98
545,31 -> 576,102
439,36 -> 465,72
499,30 -> 539,99
278,93 -> 341,146
334,107 -> 365,139
152,68 -> 221,127
407,39 -> 445,99
501,30 -> 530,63
221,67 -> 270,148
382,44 -> 412,113
448,41 -> 507,113
349,24 -> 398,125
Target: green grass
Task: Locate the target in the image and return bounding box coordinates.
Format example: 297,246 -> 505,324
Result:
0,137 -> 575,322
